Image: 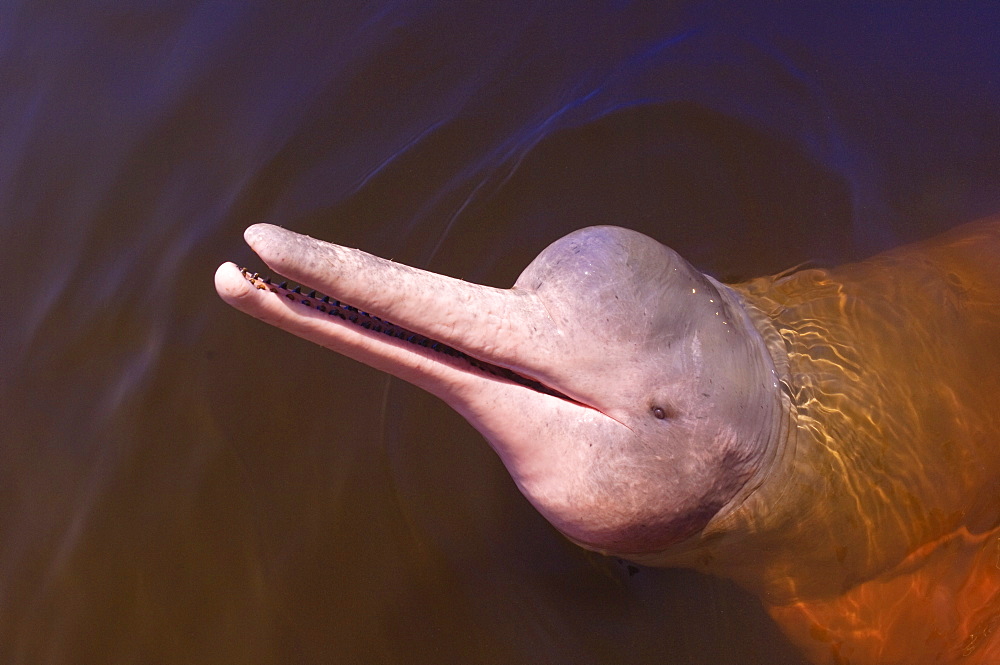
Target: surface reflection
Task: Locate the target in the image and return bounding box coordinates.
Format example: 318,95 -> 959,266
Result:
737,219 -> 1000,663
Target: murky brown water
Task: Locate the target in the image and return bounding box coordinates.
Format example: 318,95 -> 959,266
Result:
2,3 -> 999,664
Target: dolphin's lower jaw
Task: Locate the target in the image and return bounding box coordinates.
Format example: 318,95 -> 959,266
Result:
237,268 -> 575,402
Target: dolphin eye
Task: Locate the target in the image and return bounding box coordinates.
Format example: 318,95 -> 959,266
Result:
651,406 -> 667,420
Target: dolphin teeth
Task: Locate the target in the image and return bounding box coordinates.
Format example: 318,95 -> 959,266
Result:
237,268 -> 575,402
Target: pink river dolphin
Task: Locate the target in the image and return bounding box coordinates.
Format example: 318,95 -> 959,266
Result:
216,217 -> 1000,664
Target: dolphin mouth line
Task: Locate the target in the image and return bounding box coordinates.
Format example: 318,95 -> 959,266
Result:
238,268 -> 579,403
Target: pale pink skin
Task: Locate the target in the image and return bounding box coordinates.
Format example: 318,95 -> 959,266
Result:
215,224 -> 784,558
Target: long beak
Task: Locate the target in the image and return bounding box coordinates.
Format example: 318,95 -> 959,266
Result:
214,223 -> 565,404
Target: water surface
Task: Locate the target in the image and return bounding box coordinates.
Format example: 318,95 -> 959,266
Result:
2,3 -> 999,663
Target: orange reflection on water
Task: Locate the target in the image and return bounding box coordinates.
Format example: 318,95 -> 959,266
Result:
770,526 -> 1000,664
710,218 -> 1000,664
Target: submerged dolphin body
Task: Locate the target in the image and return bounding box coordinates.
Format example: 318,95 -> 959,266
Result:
216,218 -> 1000,664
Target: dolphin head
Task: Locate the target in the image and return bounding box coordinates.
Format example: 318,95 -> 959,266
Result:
216,225 -> 784,557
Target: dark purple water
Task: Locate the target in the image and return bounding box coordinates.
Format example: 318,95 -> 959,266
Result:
2,3 -> 999,663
